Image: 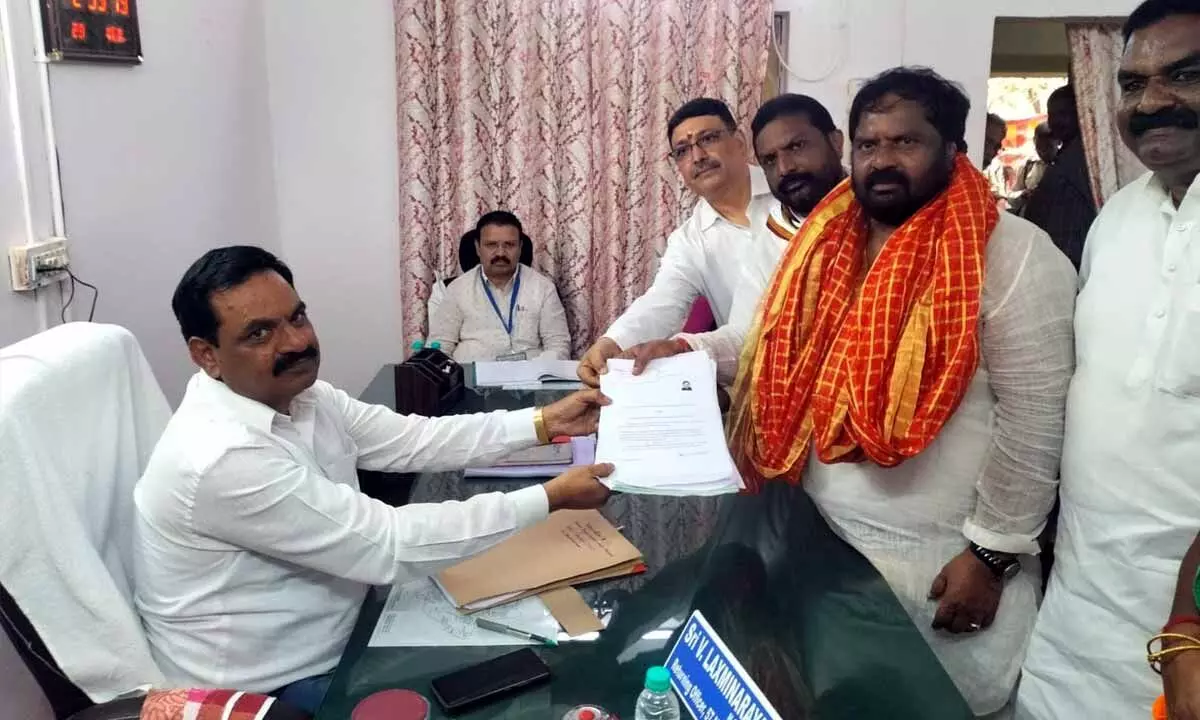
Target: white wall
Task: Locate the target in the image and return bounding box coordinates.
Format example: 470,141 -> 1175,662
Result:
47,0 -> 280,401
0,0 -> 65,347
262,0 -> 402,397
776,0 -> 1140,165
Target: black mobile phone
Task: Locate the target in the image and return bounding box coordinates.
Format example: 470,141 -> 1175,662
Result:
430,648 -> 552,715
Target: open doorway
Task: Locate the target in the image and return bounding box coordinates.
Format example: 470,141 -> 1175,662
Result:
987,19 -> 1070,210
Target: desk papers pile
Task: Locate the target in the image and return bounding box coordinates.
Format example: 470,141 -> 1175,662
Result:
435,510 -> 644,611
595,352 -> 743,496
464,436 -> 595,480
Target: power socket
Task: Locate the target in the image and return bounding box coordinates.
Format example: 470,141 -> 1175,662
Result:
9,238 -> 70,291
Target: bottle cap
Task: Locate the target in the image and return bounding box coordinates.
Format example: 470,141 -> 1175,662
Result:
645,665 -> 671,693
410,340 -> 425,351
429,341 -> 442,350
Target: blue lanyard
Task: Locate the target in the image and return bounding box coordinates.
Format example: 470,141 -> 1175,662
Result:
480,267 -> 521,336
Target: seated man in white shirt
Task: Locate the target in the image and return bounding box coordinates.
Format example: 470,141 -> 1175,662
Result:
619,94 -> 846,383
429,211 -> 571,362
134,246 -> 612,713
576,97 -> 775,385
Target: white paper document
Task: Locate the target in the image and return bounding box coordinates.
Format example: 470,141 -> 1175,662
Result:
475,359 -> 581,388
594,352 -> 742,496
368,578 -> 561,647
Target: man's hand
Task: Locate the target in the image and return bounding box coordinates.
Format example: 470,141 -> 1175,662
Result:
541,388 -> 611,438
619,338 -> 691,375
578,337 -> 622,387
929,549 -> 1002,634
1164,625 -> 1200,720
544,464 -> 614,511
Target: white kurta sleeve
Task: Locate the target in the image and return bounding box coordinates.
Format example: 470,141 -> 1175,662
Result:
324,384 -> 538,473
962,223 -> 1078,555
603,227 -> 705,349
192,445 -> 548,587
536,282 -> 572,360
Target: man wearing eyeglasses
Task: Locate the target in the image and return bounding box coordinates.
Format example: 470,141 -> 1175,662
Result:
577,97 -> 774,386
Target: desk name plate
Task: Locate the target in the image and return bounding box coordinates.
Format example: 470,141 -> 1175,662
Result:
664,611 -> 782,720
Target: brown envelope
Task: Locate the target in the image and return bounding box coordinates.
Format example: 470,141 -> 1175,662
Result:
540,587 -> 604,636
437,510 -> 643,609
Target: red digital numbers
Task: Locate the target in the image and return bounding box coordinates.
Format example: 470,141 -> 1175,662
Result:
69,21 -> 86,41
104,25 -> 126,44
115,0 -> 129,16
68,0 -> 82,9
86,0 -> 107,12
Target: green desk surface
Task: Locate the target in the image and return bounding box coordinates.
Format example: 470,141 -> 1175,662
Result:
316,365 -> 971,719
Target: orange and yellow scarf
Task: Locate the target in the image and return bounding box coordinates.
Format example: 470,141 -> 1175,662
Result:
728,154 -> 999,492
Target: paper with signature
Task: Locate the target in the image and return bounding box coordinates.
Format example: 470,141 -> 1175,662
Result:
368,578 -> 560,647
595,352 -> 742,496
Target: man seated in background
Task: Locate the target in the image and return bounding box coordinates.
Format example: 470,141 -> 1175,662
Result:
728,68 -> 1076,716
429,211 -> 570,362
618,93 -> 846,384
576,97 -> 775,385
134,246 -> 612,713
1023,84 -> 1098,269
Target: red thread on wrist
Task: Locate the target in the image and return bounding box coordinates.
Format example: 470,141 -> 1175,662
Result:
1164,615 -> 1200,632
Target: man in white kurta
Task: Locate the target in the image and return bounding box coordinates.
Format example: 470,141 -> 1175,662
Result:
135,246 -> 612,712
619,94 -> 848,385
576,98 -> 774,385
1016,5 -> 1200,718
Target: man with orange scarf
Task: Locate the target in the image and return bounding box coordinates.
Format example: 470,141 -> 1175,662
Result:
728,68 -> 1077,716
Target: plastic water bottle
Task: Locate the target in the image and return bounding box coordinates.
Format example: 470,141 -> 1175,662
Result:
634,666 -> 680,720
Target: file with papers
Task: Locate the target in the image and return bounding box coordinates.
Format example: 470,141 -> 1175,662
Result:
434,509 -> 644,611
594,352 -> 742,496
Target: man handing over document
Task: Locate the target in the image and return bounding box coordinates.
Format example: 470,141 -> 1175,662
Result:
594,352 -> 742,496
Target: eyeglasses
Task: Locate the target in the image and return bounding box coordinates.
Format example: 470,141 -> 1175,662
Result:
667,129 -> 730,162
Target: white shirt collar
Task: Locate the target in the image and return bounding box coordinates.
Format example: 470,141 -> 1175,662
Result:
188,370 -> 316,433
1143,172 -> 1200,217
479,265 -> 520,292
695,164 -> 773,231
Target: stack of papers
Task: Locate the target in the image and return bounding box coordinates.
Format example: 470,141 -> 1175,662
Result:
594,352 -> 743,496
369,578 -> 559,647
435,510 -> 644,611
464,436 -> 596,480
368,580 -> 604,648
474,359 -> 584,389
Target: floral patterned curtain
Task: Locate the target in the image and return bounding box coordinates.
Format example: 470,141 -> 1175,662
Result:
1067,23 -> 1148,206
395,0 -> 773,354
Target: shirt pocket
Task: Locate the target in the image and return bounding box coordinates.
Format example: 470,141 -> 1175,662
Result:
512,301 -> 544,349
1157,291 -> 1200,397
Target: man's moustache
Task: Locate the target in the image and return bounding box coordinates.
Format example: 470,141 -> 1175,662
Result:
865,168 -> 910,190
273,346 -> 319,375
693,161 -> 720,178
779,172 -> 817,193
1130,107 -> 1200,136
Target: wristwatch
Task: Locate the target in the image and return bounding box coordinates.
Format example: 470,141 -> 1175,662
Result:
969,542 -> 1021,582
